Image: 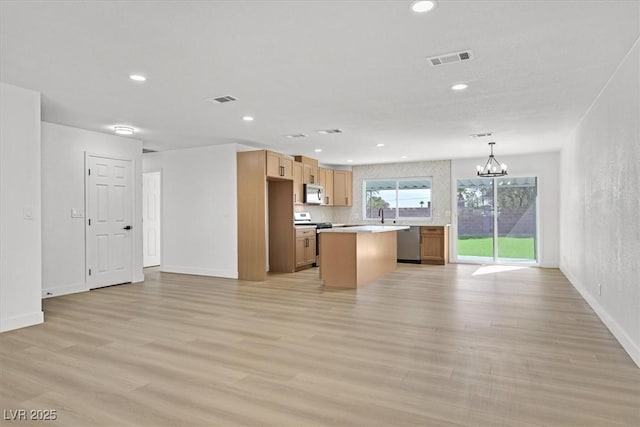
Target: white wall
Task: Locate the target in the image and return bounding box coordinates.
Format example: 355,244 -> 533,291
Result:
143,144 -> 238,278
0,82 -> 43,331
331,160 -> 452,226
451,151 -> 560,268
41,122 -> 143,297
560,39 -> 639,367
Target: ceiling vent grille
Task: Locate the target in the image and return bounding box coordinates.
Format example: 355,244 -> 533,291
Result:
142,148 -> 157,153
428,50 -> 473,66
317,129 -> 343,134
209,95 -> 238,103
470,132 -> 493,138
286,133 -> 307,138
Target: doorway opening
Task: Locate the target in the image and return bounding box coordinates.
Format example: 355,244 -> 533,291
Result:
456,176 -> 538,264
143,171 -> 161,267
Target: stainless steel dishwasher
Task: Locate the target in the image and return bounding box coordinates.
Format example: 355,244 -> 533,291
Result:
397,226 -> 421,263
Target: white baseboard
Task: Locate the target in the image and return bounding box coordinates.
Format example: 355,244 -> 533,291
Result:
561,266 -> 640,368
161,265 -> 238,279
0,311 -> 44,333
42,283 -> 88,298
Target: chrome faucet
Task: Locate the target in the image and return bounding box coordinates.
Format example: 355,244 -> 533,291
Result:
378,208 -> 384,224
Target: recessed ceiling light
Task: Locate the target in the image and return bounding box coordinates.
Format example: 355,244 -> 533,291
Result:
411,1 -> 437,13
401,156 -> 408,159
376,143 -> 385,147
114,126 -> 134,135
242,116 -> 254,122
314,148 -> 322,153
347,160 -> 354,163
129,74 -> 146,82
451,83 -> 469,91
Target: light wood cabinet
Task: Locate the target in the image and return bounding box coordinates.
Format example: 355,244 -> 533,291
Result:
295,228 -> 316,269
302,163 -> 318,184
238,150 -> 296,281
266,151 -> 294,180
318,168 -> 334,206
294,155 -> 319,184
333,170 -> 353,207
293,161 -> 304,205
420,226 -> 449,265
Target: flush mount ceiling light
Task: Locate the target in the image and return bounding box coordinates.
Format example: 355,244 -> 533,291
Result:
129,74 -> 146,82
114,126 -> 134,136
242,116 -> 254,122
376,143 -> 385,147
451,83 -> 469,91
411,0 -> 437,13
347,159 -> 353,163
476,142 -> 508,177
314,148 -> 322,153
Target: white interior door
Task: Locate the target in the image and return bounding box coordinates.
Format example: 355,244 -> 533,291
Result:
86,154 -> 133,289
143,171 -> 161,267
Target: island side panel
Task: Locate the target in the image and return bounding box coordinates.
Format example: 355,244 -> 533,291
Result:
319,232 -> 357,288
355,231 -> 398,287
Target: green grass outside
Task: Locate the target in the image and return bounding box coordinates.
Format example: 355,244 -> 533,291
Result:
457,236 -> 535,259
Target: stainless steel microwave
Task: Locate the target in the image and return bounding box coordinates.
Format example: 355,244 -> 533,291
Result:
304,184 -> 324,204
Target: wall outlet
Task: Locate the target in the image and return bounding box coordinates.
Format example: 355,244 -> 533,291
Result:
597,283 -> 602,296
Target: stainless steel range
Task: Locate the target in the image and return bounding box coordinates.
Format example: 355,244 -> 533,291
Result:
294,212 -> 332,229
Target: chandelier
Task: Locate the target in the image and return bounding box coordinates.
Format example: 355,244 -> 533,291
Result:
476,142 -> 507,177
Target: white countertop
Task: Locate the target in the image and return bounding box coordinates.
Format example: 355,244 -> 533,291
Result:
317,225 -> 409,233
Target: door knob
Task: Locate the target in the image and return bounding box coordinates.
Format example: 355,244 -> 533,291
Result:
123,225 -> 132,230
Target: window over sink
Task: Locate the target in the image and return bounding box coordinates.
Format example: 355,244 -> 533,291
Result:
363,178 -> 432,221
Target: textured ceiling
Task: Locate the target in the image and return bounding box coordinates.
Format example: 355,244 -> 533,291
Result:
1,1 -> 638,165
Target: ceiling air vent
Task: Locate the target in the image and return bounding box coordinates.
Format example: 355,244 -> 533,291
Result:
142,148 -> 157,153
317,129 -> 343,134
427,50 -> 473,66
470,132 -> 493,138
286,133 -> 306,138
209,95 -> 238,103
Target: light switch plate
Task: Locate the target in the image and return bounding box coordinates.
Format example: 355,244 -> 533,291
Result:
71,208 -> 85,218
23,206 -> 33,220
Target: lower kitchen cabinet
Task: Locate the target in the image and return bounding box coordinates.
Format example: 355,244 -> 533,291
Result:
420,225 -> 449,265
295,228 -> 316,269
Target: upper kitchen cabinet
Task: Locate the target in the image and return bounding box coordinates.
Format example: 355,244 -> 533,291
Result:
266,150 -> 294,180
318,168 -> 334,206
294,155 -> 318,184
293,161 -> 304,205
333,170 -> 353,207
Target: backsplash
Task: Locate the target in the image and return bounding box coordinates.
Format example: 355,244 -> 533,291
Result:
332,160 -> 451,226
293,159 -> 451,225
294,204 -> 333,222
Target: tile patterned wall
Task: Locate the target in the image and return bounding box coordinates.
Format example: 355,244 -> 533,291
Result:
332,160 -> 451,226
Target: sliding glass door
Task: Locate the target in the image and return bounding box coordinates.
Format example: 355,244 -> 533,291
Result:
456,177 -> 537,264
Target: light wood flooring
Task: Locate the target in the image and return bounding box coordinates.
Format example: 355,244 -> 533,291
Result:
1,264 -> 639,426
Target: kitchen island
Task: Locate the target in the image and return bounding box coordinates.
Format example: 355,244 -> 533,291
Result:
317,225 -> 409,288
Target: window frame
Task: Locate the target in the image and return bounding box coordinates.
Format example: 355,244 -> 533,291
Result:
362,177 -> 433,221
